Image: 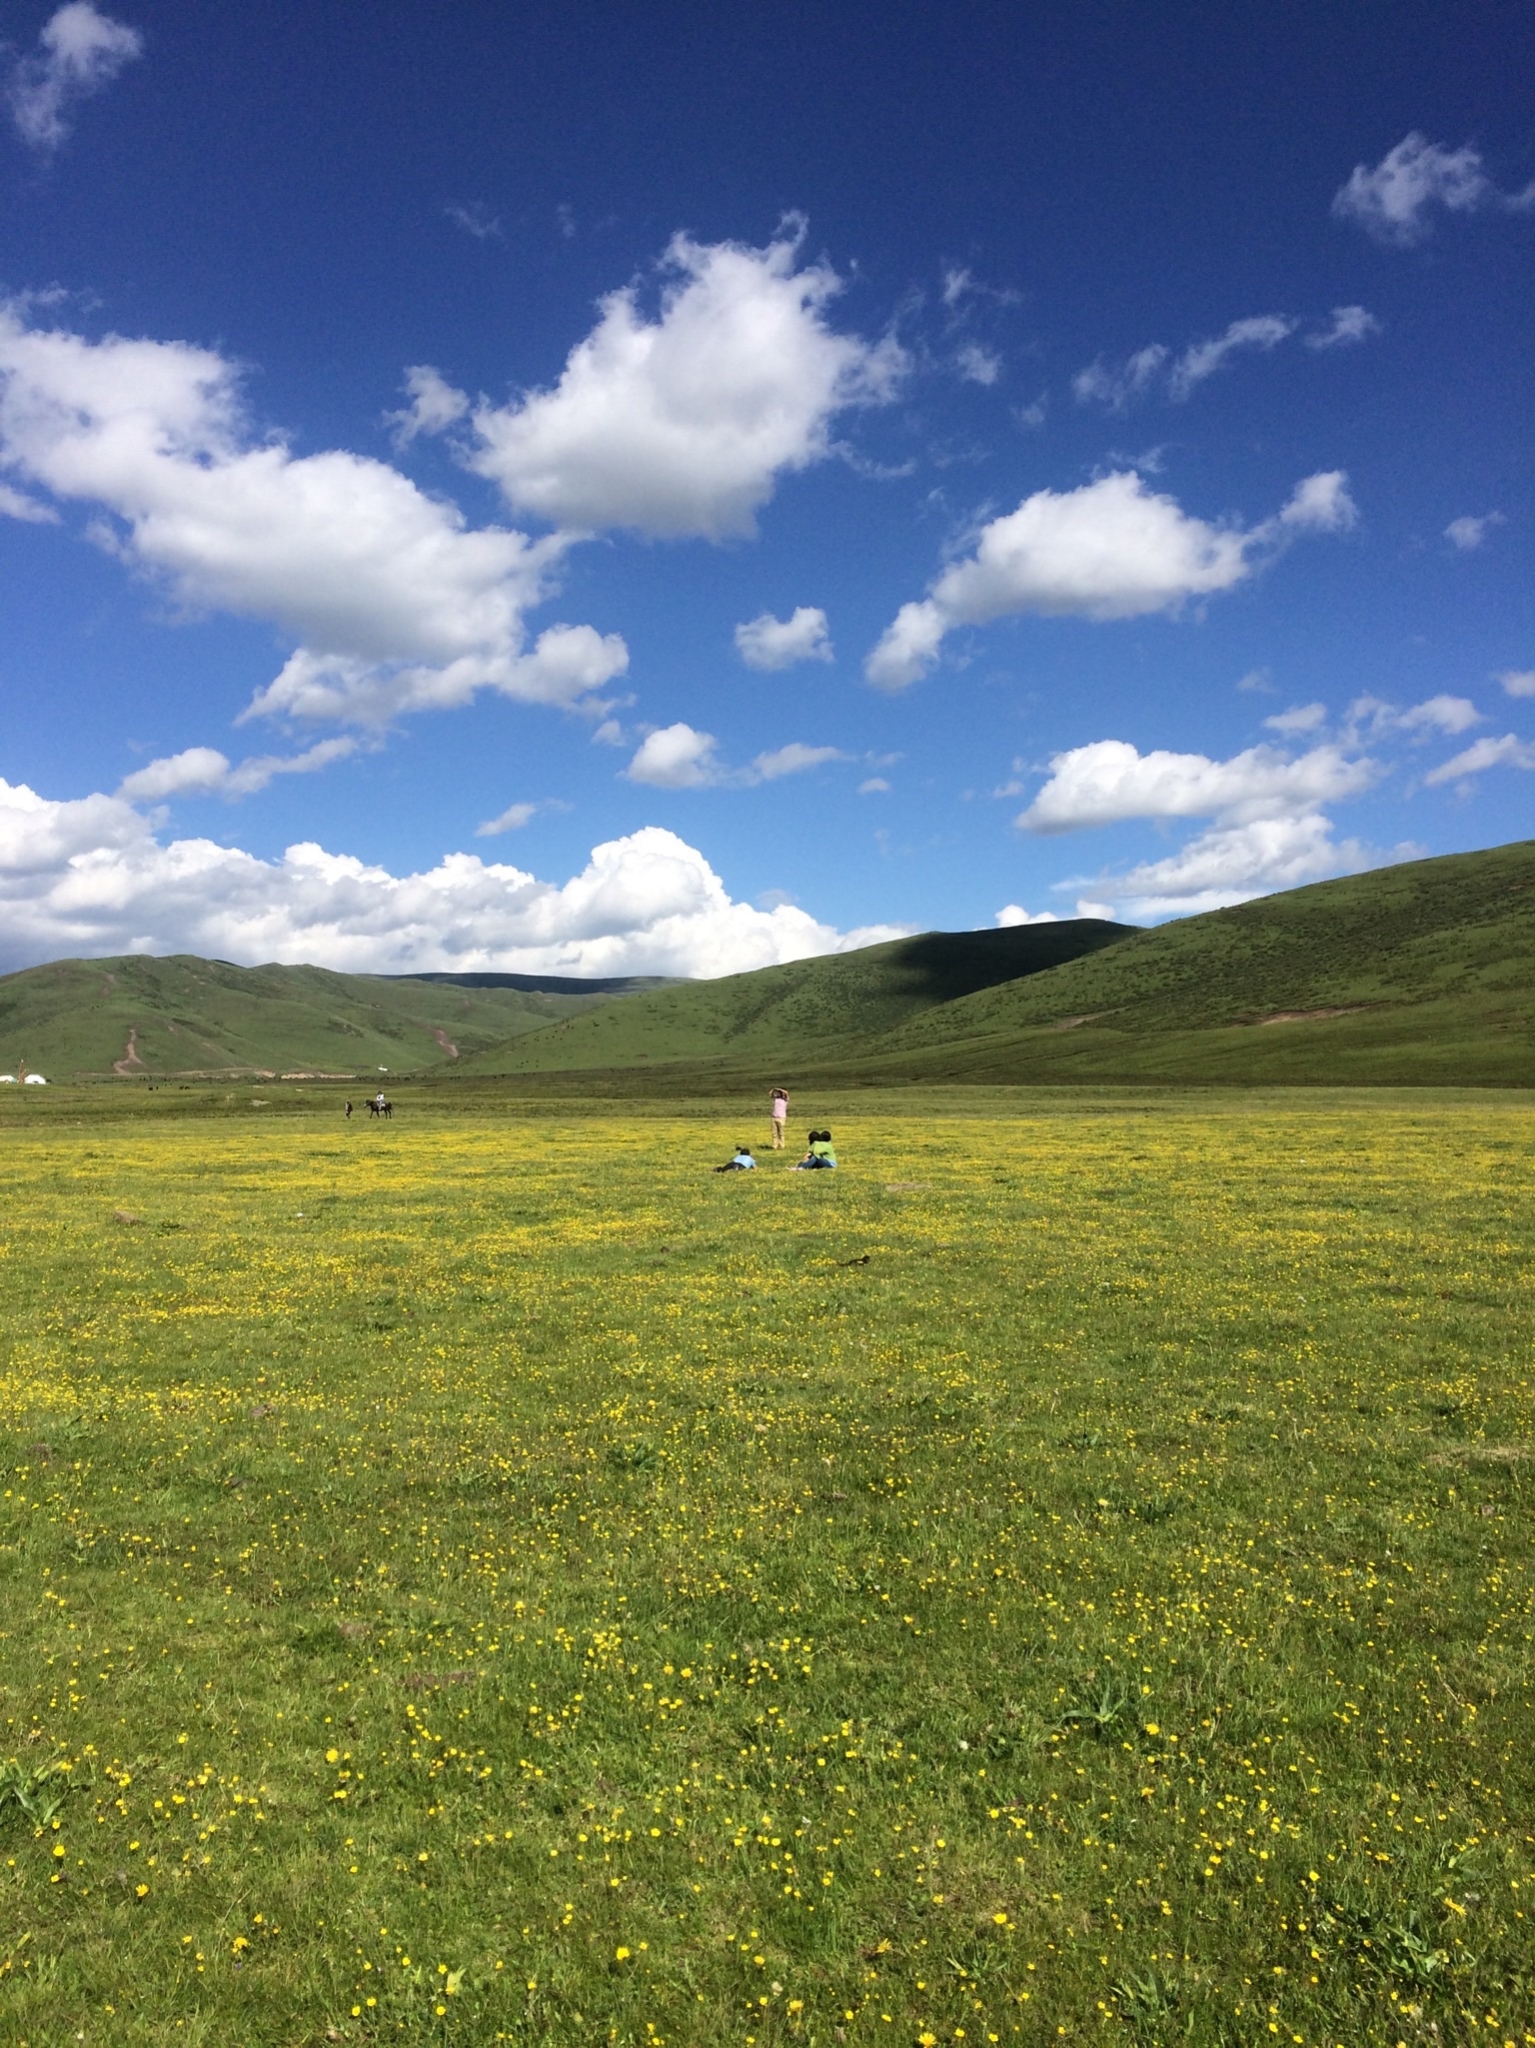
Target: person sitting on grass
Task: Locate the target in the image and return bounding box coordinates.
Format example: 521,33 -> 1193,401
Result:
714,1144 -> 757,1172
793,1129 -> 837,1169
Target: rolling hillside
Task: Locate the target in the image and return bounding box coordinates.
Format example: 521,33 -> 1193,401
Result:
0,955 -> 617,1080
452,841 -> 1535,1091
855,838 -> 1535,1085
454,920 -> 1135,1076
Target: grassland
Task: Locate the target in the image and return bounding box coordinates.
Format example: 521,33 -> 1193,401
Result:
1,1086 -> 1533,2046
454,924 -> 1132,1080
462,841 -> 1535,1092
0,956 -> 619,1082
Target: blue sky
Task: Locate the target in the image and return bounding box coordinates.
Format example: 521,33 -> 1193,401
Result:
0,0 -> 1531,975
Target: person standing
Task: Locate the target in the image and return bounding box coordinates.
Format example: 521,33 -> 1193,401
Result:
769,1087 -> 790,1150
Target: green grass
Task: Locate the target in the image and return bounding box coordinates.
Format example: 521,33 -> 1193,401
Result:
1,1085 -> 1533,2045
0,955 -> 619,1083
461,840 -> 1535,1093
455,923 -> 1132,1079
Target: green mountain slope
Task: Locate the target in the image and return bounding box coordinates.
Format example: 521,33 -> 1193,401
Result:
848,838 -> 1535,1084
455,920 -> 1135,1076
449,841 -> 1535,1093
0,955 -> 616,1080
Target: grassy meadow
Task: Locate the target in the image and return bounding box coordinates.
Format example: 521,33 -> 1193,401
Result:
1,1087 -> 1533,2046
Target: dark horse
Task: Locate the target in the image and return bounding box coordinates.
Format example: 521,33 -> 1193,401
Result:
367,1098 -> 393,1118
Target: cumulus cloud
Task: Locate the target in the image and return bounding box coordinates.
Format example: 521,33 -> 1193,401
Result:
116,738 -> 357,803
865,469 -> 1354,689
1263,703 -> 1327,736
1445,511 -> 1504,552
956,343 -> 1002,386
1017,737 -> 1374,835
466,227 -> 905,539
1423,733 -> 1535,787
0,304 -> 627,728
7,2 -> 141,151
734,605 -> 833,670
0,778 -> 907,979
1332,133 -> 1535,246
1497,669 -> 1535,699
623,723 -> 724,789
1345,693 -> 1482,742
1306,305 -> 1381,349
1277,470 -> 1358,532
1074,813 -> 1385,921
0,479 -> 59,523
387,364 -> 470,448
622,724 -> 846,790
994,904 -> 1059,926
477,803 -> 535,837
1168,315 -> 1296,400
750,742 -> 845,782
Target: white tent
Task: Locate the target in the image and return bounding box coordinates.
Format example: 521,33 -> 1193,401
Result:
23,1073 -> 47,1084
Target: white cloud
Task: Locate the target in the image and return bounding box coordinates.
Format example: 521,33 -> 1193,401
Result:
0,304 -> 627,729
445,202 -> 502,242
857,777 -> 891,795
387,364 -> 470,448
1497,669 -> 1535,699
475,802 -> 538,837
994,904 -> 1059,926
622,725 -> 846,790
1345,693 -> 1482,741
1423,733 -> 1535,787
0,778 -> 908,979
1078,307 -> 1378,407
1168,315 -> 1296,400
749,742 -> 845,782
116,738 -> 357,803
1236,668 -> 1274,694
956,343 -> 1002,386
734,605 -> 833,670
1018,737 -> 1375,834
1071,344 -> 1168,412
624,723 -> 723,789
1398,694 -> 1481,736
1445,511 -> 1504,552
0,479 -> 60,523
1332,133 -> 1535,246
1306,305 -> 1381,350
1075,813 -> 1383,920
7,2 -> 142,151
1277,470 -> 1357,532
466,227 -> 905,539
1263,703 -> 1327,735
865,469 -> 1352,689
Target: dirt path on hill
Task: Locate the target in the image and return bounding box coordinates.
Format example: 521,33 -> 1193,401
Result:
112,1027 -> 145,1074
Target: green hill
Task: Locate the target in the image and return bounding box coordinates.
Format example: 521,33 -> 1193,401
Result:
0,955 -> 619,1081
855,838 -> 1535,1085
452,840 -> 1535,1092
454,920 -> 1135,1077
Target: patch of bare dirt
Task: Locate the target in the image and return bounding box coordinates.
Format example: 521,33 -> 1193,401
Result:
1252,1006 -> 1367,1026
430,1027 -> 460,1059
112,1026 -> 145,1074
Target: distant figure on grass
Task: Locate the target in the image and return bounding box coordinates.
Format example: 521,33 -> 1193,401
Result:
769,1086 -> 790,1149
345,1100 -> 353,1119
714,1145 -> 757,1172
793,1129 -> 837,1170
